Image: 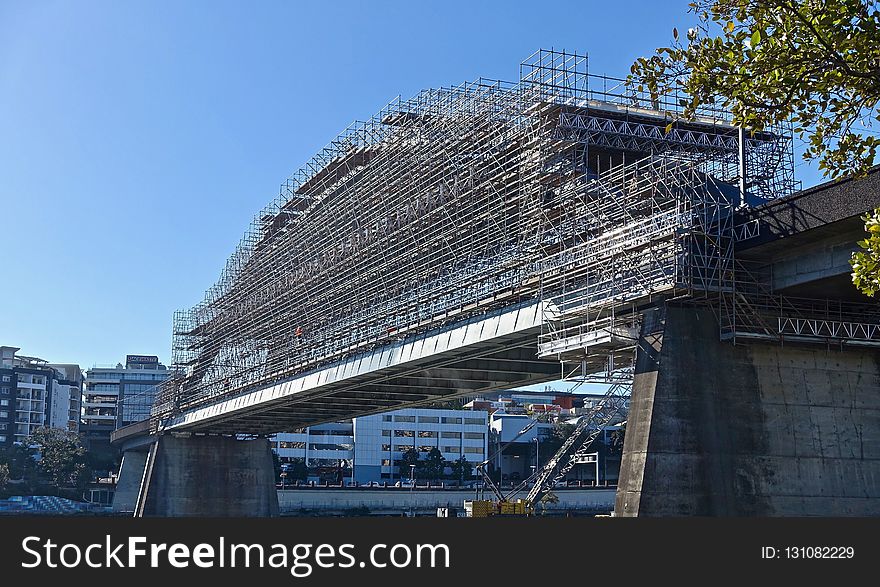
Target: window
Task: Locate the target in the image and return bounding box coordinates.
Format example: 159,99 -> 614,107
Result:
1,375 -> 10,382
394,430 -> 414,438
310,443 -> 353,451
380,430 -> 391,437
464,432 -> 484,440
418,445 -> 434,453
442,446 -> 459,454
418,430 -> 437,438
464,447 -> 484,455
0,435 -> 5,443
0,400 -> 7,407
381,459 -> 392,466
441,417 -> 461,424
382,415 -> 392,422
464,417 -> 484,425
418,416 -> 439,424
441,431 -> 461,439
0,411 -> 7,419
381,444 -> 391,451
0,387 -> 9,395
393,415 -> 415,423
278,441 -> 306,449
0,423 -> 6,431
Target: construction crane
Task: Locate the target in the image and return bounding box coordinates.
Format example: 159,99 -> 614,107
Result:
464,369 -> 631,517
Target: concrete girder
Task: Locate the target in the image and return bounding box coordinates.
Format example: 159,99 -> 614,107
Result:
160,301 -> 549,433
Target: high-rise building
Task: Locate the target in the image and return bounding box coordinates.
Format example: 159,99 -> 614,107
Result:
0,346 -> 83,447
81,355 -> 169,450
45,363 -> 83,433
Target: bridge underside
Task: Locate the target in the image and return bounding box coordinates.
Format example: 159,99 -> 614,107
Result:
161,302 -> 564,435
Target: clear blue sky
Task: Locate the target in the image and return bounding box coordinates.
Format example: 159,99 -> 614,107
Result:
0,1 -> 823,369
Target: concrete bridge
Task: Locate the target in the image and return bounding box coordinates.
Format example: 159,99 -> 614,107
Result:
116,50 -> 880,517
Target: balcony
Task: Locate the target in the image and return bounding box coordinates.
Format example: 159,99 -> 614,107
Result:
84,414 -> 116,421
83,401 -> 116,408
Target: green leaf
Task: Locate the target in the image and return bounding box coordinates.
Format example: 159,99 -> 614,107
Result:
751,30 -> 761,46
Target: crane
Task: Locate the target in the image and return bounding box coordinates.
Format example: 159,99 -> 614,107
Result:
465,369 -> 631,517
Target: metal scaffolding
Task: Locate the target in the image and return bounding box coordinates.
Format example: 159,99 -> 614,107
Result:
154,48 -> 847,424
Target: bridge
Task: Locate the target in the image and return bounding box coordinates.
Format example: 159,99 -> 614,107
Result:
114,50 -> 880,517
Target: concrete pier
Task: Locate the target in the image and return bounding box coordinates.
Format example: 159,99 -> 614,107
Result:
111,449 -> 148,513
616,305 -> 880,516
135,434 -> 279,517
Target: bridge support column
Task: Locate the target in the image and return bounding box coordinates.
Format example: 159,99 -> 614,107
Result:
111,449 -> 149,514
616,304 -> 880,516
135,434 -> 279,517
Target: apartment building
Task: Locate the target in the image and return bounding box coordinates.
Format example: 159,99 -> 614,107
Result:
0,346 -> 83,446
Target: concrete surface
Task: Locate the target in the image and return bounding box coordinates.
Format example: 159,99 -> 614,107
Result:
111,449 -> 148,513
616,304 -> 880,516
137,434 -> 279,517
278,487 -> 616,515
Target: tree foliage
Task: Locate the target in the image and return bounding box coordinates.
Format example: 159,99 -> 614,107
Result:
536,424 -> 575,469
0,463 -> 8,492
0,443 -> 38,481
630,0 -> 880,178
417,447 -> 446,481
851,207 -> 880,296
283,458 -> 309,482
26,427 -> 89,489
449,455 -> 473,481
399,448 -> 475,482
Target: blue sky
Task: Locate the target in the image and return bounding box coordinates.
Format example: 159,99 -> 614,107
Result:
0,1 -> 823,370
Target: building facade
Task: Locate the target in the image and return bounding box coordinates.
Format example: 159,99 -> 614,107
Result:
353,408 -> 488,483
81,355 -> 170,450
273,421 -> 354,469
0,346 -> 83,447
354,408 -> 489,483
269,391 -> 626,486
271,408 -> 489,485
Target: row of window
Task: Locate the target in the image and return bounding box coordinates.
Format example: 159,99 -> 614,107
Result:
382,430 -> 484,440
87,383 -> 119,392
14,376 -> 46,385
277,441 -> 355,451
382,414 -> 484,425
0,375 -> 48,384
1,386 -> 49,396
379,448 -> 484,465
121,383 -> 160,394
381,444 -> 468,454
87,372 -> 166,381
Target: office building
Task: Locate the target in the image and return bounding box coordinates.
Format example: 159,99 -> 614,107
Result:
271,407 -> 489,484
353,408 -> 488,483
82,354 -> 170,450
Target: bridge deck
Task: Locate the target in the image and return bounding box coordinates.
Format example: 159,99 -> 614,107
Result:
160,302 -> 561,434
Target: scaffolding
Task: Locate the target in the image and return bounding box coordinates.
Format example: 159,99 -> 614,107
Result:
155,48 -> 855,424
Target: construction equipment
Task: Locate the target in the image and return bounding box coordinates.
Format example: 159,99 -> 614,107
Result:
465,363 -> 631,516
